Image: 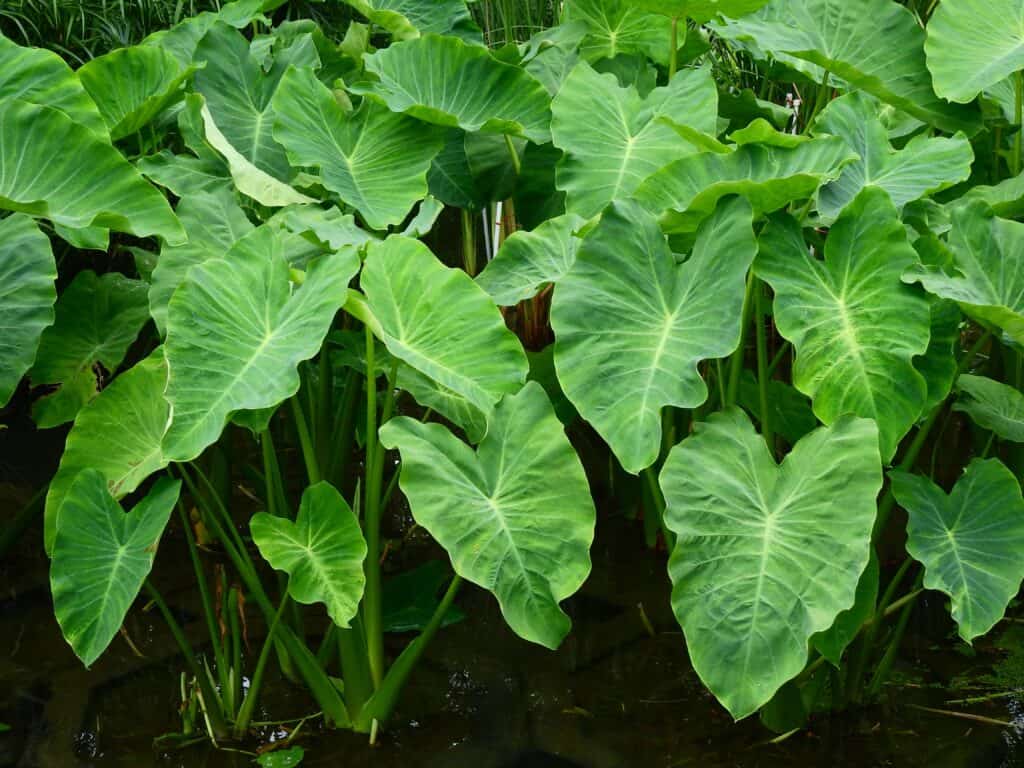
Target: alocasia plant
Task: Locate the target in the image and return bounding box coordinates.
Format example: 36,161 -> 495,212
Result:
6,0 -> 1024,757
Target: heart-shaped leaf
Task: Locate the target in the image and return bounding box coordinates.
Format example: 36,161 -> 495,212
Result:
150,189 -> 254,335
272,67 -> 444,230
44,352 -> 170,555
562,0 -> 673,64
162,234 -> 358,462
892,458 -> 1024,642
636,133 -> 855,234
78,45 -> 193,141
0,214 -> 55,408
0,34 -> 106,135
251,482 -> 367,628
30,271 -> 151,428
954,375 -> 1024,443
476,213 -> 584,306
713,0 -> 980,134
380,382 -> 596,649
0,100 -> 183,242
814,92 -> 973,222
552,196 -> 756,474
193,22 -> 293,181
51,470 -> 180,666
925,0 -> 1024,103
756,187 -> 931,461
352,34 -> 552,144
904,201 -> 1024,346
360,236 -> 528,425
550,60 -> 716,218
660,408 -> 881,719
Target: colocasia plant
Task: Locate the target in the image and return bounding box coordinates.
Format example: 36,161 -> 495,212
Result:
5,0 -> 1024,750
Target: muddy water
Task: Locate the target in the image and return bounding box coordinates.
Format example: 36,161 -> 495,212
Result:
2,422 -> 1023,767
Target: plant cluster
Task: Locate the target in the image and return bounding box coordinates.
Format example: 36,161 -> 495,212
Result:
5,0 -> 1024,755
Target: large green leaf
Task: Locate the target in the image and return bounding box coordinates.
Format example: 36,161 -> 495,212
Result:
150,189 -> 254,335
338,0 -> 482,42
562,0 -> 673,64
925,0 -> 1024,103
360,236 -> 528,419
51,470 -> 180,666
814,93 -> 973,222
272,67 -> 443,230
713,0 -> 980,134
193,22 -> 292,181
137,150 -> 232,198
892,459 -> 1024,642
954,375 -> 1024,443
77,45 -> 192,141
0,34 -> 105,135
660,408 -> 881,719
552,196 -> 756,474
476,214 -> 584,306
550,61 -> 716,218
44,352 -> 169,555
756,188 -> 931,461
905,201 -> 1024,346
0,100 -> 183,242
379,382 -> 596,649
162,239 -> 358,462
251,482 -> 367,628
30,271 -> 151,428
635,0 -> 770,22
352,35 -> 552,144
635,133 -> 854,234
0,214 -> 55,408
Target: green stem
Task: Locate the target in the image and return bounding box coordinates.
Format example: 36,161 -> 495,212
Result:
316,347 -> 333,474
145,581 -> 230,740
228,587 -> 242,716
642,466 -> 674,550
461,208 -> 478,276
338,616 -> 375,721
668,16 -> 679,79
327,369 -> 361,492
356,575 -> 463,732
867,571 -> 924,696
754,280 -> 773,450
1014,69 -> 1023,177
766,341 -> 791,378
503,133 -> 521,176
177,500 -> 230,705
725,272 -> 756,408
290,395 -> 321,485
363,323 -> 385,688
234,592 -> 290,738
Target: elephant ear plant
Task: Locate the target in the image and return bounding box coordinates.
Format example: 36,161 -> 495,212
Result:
4,0 -> 1024,754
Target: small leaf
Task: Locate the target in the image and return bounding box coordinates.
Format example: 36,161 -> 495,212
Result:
251,483 -> 367,628
660,408 -> 881,719
756,187 -> 931,461
352,34 -> 552,144
0,214 -> 56,408
51,471 -> 180,666
552,196 -> 756,474
380,382 -> 596,649
272,67 -> 444,230
30,271 -> 150,428
476,213 -> 584,306
382,560 -> 466,633
256,746 -> 305,767
137,150 -> 232,198
954,375 -> 1024,443
337,0 -> 481,42
916,299 -> 961,415
892,459 -> 1024,642
44,352 -> 170,555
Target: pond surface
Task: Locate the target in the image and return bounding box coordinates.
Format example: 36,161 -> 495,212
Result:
3,426 -> 1024,768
